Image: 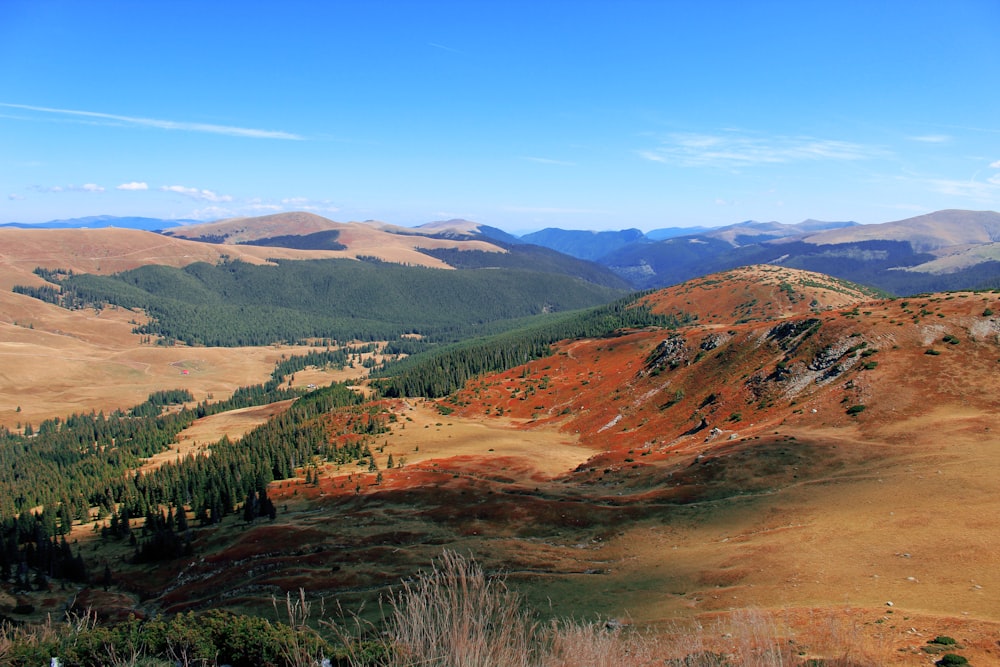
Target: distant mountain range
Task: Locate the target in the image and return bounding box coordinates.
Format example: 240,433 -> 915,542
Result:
0,214 -> 197,231
593,209 -> 1000,294
5,209 -> 1000,295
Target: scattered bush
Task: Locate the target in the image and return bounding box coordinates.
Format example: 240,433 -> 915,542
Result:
936,654 -> 969,666
931,636 -> 958,646
846,405 -> 866,416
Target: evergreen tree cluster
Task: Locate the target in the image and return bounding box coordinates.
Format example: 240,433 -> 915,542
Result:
11,283 -> 61,305
271,346 -> 358,378
129,388 -> 195,417
0,513 -> 88,588
0,340 -> 373,583
373,292 -> 691,398
0,381 -> 367,582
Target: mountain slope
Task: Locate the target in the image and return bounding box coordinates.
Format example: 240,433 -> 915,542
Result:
803,209 -> 1000,251
431,267 -> 1000,637
519,227 -> 647,261
0,226 -> 360,289
639,264 -> 886,325
601,209 -> 1000,294
413,218 -> 524,246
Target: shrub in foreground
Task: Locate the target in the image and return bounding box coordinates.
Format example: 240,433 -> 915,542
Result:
3,550 -> 897,666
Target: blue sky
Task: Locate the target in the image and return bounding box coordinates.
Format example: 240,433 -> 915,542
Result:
1,1 -> 998,232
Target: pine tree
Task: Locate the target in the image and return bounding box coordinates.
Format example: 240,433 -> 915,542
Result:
243,490 -> 257,523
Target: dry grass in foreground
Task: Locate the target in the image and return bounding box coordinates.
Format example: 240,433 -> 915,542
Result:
0,550 -> 925,666
320,551 -> 895,667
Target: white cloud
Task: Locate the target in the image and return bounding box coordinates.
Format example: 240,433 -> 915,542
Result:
117,181 -> 149,191
990,160 -> 1000,169
80,183 -> 104,192
909,134 -> 951,143
641,131 -> 888,168
161,185 -> 233,202
0,102 -> 303,140
8,193 -> 25,200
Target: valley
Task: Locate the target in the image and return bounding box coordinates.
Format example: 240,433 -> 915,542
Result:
1,220 -> 999,665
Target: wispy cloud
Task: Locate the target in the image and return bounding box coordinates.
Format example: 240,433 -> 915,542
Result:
991,160 -> 1000,169
909,134 -> 951,143
8,193 -> 25,201
276,197 -> 340,213
0,102 -> 304,140
925,174 -> 1000,202
504,205 -> 608,215
428,42 -> 461,54
641,131 -> 888,168
522,156 -> 576,166
28,183 -> 105,193
117,181 -> 149,191
186,197 -> 340,221
161,185 -> 233,202
188,206 -> 236,221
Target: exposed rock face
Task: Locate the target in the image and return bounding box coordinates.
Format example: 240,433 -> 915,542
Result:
642,334 -> 690,375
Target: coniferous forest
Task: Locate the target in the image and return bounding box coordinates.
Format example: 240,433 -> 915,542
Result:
21,258 -> 626,346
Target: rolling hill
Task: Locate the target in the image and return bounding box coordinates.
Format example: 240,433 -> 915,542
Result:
10,208 -> 1000,296
160,211 -> 506,268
